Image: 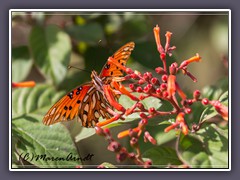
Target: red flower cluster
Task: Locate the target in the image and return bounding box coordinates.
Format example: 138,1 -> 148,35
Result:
94,25 -> 228,166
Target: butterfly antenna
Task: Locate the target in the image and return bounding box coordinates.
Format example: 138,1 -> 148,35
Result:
68,65 -> 91,74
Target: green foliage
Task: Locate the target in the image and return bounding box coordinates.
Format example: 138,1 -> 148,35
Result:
12,85 -> 80,168
180,124 -> 228,168
12,46 -> 32,82
11,12 -> 229,169
29,25 -> 71,85
143,147 -> 182,167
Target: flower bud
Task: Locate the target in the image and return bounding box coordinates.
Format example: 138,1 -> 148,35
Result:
202,98 -> 209,105
156,88 -> 161,94
160,83 -> 167,91
193,90 -> 201,100
169,63 -> 177,75
162,91 -> 169,98
185,108 -> 192,114
151,77 -> 160,85
95,126 -> 105,136
130,73 -> 139,79
161,74 -> 168,82
148,107 -> 156,114
130,137 -> 138,147
140,112 -> 148,119
143,73 -> 150,81
146,72 -> 153,79
129,84 -> 135,91
107,141 -> 122,152
126,68 -> 134,74
136,86 -> 143,92
116,151 -> 128,162
144,159 -> 153,168
155,67 -> 165,74
138,79 -> 145,85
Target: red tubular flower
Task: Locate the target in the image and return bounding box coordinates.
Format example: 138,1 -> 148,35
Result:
167,75 -> 176,97
164,112 -> 189,135
97,114 -> 122,127
176,112 -> 188,135
12,81 -> 35,88
125,102 -> 138,116
165,31 -> 172,52
111,81 -> 139,101
175,82 -> 186,100
144,131 -> 157,145
210,100 -> 228,121
181,68 -> 198,82
153,25 -> 164,54
117,127 -> 140,139
164,123 -> 179,133
179,53 -> 201,69
103,85 -> 126,112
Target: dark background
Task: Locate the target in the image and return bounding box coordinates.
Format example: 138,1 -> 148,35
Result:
1,0 -> 238,179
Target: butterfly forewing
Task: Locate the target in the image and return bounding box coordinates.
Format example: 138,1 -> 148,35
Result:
100,42 -> 135,77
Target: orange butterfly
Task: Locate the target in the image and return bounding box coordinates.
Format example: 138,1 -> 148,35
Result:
43,42 -> 135,128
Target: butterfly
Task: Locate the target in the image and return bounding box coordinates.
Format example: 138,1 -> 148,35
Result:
43,42 -> 135,128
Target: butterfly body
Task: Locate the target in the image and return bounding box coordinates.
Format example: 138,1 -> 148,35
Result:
43,42 -> 135,128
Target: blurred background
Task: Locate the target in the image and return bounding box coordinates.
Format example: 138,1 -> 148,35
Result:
12,11 -> 229,166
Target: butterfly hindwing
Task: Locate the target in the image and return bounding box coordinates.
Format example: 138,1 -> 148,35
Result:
43,84 -> 92,126
77,87 -> 112,127
100,42 -> 135,77
43,83 -> 113,128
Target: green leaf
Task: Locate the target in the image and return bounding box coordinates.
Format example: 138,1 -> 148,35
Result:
12,46 -> 33,82
199,106 -> 217,123
29,25 -> 71,85
142,147 -> 182,168
99,162 -> 117,168
74,127 -> 96,142
13,119 -> 81,168
179,124 -> 228,168
219,91 -> 228,106
12,85 -> 80,168
12,84 -> 65,118
137,123 -> 177,153
65,23 -> 105,44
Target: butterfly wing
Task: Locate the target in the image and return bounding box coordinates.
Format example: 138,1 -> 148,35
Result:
100,42 -> 135,77
43,83 -> 112,128
43,42 -> 135,128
